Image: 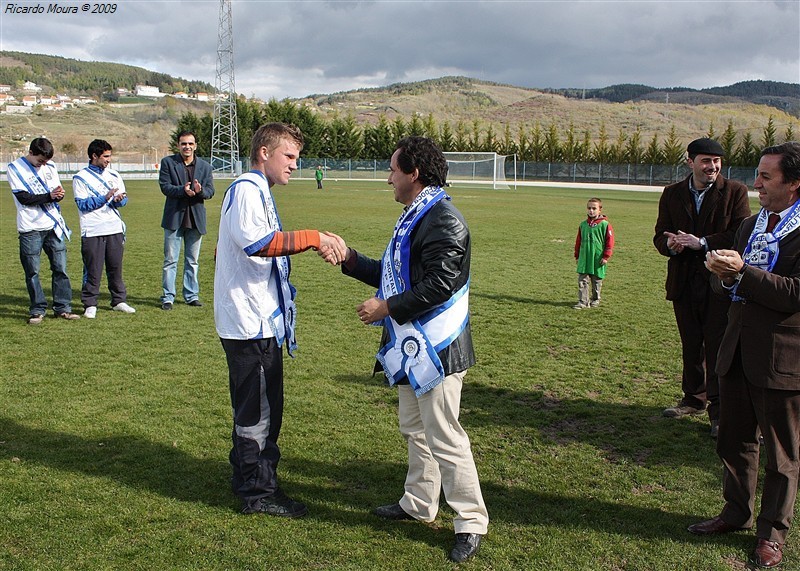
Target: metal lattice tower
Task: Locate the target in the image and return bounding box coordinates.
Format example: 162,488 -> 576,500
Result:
211,0 -> 239,174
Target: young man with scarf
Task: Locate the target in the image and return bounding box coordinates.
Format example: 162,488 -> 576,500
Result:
72,139 -> 135,318
214,123 -> 345,518
691,142 -> 800,569
341,136 -> 488,563
8,137 -> 80,324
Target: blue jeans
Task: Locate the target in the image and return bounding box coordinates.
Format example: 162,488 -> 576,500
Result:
162,227 -> 202,303
19,229 -> 73,315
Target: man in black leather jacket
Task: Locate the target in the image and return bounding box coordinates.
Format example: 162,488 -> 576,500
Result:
341,137 -> 488,563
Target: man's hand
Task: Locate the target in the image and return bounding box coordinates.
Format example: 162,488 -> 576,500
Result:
357,297 -> 389,324
50,185 -> 65,201
673,230 -> 704,250
705,249 -> 745,283
318,231 -> 347,265
663,231 -> 684,253
183,181 -> 195,197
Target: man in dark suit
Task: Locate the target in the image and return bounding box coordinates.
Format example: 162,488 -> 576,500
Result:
158,131 -> 215,310
689,142 -> 800,569
653,138 -> 750,436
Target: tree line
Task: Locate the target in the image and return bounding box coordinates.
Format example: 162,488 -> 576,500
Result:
175,98 -> 797,168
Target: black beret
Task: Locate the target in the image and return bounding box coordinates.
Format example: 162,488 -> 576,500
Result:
687,138 -> 725,157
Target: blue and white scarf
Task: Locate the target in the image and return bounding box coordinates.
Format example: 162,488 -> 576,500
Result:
8,158 -> 71,240
733,201 -> 800,301
233,171 -> 298,355
375,186 -> 470,396
74,165 -> 126,230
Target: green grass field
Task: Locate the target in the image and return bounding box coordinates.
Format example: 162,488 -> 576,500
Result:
0,177 -> 783,570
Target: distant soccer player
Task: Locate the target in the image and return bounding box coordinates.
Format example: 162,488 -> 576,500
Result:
315,165 -> 324,189
72,139 -> 135,318
573,198 -> 614,309
7,137 -> 80,324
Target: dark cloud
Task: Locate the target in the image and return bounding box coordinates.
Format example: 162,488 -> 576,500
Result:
1,0 -> 797,99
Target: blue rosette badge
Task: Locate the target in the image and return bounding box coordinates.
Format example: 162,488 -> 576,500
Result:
397,330 -> 427,377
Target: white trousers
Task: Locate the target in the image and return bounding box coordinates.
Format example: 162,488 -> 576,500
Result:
397,371 -> 489,534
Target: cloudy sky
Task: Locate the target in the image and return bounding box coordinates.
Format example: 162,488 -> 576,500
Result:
1,0 -> 798,99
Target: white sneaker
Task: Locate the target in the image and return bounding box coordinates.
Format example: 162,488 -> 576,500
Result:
84,306 -> 97,319
112,302 -> 136,314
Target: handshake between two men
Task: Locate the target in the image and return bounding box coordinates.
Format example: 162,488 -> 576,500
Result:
315,232 -> 390,326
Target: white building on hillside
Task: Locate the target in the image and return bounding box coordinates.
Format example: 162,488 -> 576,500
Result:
4,105 -> 30,114
135,84 -> 166,98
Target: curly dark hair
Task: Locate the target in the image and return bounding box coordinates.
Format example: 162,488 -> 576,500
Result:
394,136 -> 448,188
762,142 -> 800,183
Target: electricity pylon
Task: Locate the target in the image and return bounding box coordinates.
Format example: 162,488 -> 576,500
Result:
211,0 -> 239,174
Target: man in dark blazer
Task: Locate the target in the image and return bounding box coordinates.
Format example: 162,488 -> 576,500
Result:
653,138 -> 750,436
689,142 -> 800,569
158,131 -> 215,310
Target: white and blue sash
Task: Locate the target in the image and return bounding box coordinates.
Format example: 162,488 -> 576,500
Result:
375,186 -> 470,396
8,159 -> 71,240
235,172 -> 298,355
733,201 -> 800,301
74,167 -> 126,231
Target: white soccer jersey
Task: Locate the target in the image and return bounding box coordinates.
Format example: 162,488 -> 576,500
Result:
214,171 -> 282,340
72,165 -> 127,237
7,157 -> 67,234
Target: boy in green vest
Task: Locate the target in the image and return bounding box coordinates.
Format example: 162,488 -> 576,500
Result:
574,198 -> 614,309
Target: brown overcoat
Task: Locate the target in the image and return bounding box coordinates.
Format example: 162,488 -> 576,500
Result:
653,174 -> 751,300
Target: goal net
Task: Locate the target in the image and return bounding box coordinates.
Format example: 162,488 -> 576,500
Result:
443,152 -> 510,189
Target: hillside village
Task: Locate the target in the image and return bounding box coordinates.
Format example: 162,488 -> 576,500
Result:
0,80 -> 225,115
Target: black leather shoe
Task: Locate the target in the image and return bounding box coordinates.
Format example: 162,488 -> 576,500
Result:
187,299 -> 203,307
242,489 -> 307,518
750,538 -> 783,568
687,516 -> 746,535
450,533 -> 482,563
373,503 -> 414,520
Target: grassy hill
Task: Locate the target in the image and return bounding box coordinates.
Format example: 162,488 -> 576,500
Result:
298,77 -> 798,154
0,97 -> 214,164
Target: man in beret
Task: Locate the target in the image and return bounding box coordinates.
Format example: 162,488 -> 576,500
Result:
653,138 -> 751,437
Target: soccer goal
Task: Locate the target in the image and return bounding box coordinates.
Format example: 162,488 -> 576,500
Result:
443,152 -> 512,189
